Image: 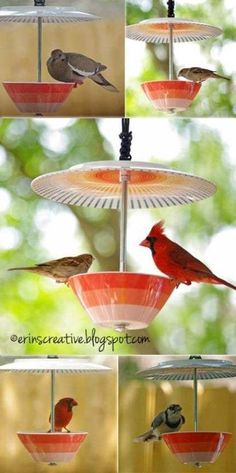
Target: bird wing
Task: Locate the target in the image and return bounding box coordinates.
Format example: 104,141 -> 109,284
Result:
151,412 -> 165,429
67,53 -> 106,77
36,257 -> 77,268
191,67 -> 208,73
169,246 -> 213,275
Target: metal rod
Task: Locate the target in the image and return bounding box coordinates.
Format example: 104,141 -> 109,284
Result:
168,24 -> 174,80
193,368 -> 198,432
119,170 -> 129,272
37,17 -> 42,82
50,370 -> 55,432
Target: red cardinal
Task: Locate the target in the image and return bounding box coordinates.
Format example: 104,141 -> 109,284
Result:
140,220 -> 236,290
49,397 -> 78,432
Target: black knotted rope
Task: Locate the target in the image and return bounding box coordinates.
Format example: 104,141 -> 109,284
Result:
167,0 -> 175,18
34,0 -> 46,6
189,355 -> 202,360
119,118 -> 132,161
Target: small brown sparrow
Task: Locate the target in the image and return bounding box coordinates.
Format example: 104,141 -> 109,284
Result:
8,253 -> 94,284
178,67 -> 230,82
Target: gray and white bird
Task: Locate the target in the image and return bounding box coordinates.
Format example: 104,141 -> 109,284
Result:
134,404 -> 185,443
47,49 -> 118,92
178,67 -> 230,83
8,253 -> 94,284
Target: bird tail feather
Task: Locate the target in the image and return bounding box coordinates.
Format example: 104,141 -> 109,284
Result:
134,430 -> 160,443
213,72 -> 230,80
8,266 -> 37,272
90,73 -> 119,92
212,275 -> 236,290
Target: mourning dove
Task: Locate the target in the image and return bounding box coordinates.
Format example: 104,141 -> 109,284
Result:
47,49 -> 118,92
178,67 -> 230,82
8,253 -> 94,284
134,404 -> 185,443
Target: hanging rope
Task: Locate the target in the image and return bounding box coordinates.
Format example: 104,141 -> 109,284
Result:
34,0 -> 46,6
119,118 -> 132,161
167,0 -> 175,17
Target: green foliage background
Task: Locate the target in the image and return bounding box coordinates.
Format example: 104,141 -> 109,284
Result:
126,0 -> 236,117
0,117 -> 235,355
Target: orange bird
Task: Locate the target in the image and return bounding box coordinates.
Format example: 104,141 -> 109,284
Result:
140,220 -> 236,290
49,397 -> 78,432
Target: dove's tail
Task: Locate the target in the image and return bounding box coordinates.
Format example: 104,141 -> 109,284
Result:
133,430 -> 160,443
90,73 -> 119,92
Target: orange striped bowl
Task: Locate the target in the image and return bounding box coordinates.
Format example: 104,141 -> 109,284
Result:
141,80 -> 201,111
17,432 -> 88,463
162,432 -> 231,464
68,272 -> 176,330
3,82 -> 75,113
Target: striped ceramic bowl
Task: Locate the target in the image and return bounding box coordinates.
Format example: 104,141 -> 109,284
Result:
3,82 -> 75,113
141,80 -> 201,112
162,431 -> 231,464
68,272 -> 176,330
17,432 -> 87,463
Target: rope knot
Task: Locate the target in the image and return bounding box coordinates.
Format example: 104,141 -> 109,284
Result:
167,0 -> 175,17
119,130 -> 132,160
34,0 -> 46,6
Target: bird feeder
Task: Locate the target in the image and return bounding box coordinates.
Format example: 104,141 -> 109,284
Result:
0,1 -> 99,115
139,356 -> 235,467
0,357 -> 110,465
126,0 -> 222,112
31,119 -> 216,331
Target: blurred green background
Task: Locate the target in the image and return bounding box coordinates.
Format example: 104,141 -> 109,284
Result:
0,117 -> 236,355
126,0 -> 236,117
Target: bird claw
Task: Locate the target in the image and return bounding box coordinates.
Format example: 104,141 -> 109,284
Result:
171,279 -> 181,288
172,280 -> 192,288
73,80 -> 84,88
184,281 -> 192,286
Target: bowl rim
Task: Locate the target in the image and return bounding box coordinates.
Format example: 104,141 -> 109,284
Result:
69,271 -> 175,281
3,81 -> 75,86
162,431 -> 232,436
141,80 -> 201,87
17,431 -> 88,435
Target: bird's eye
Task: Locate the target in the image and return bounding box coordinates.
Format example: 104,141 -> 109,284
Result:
147,236 -> 156,243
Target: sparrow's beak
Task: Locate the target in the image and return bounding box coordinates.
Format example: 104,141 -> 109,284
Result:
72,400 -> 78,407
139,238 -> 150,248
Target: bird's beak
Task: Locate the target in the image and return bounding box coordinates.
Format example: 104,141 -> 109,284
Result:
175,406 -> 181,412
72,400 -> 78,407
140,238 -> 150,248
